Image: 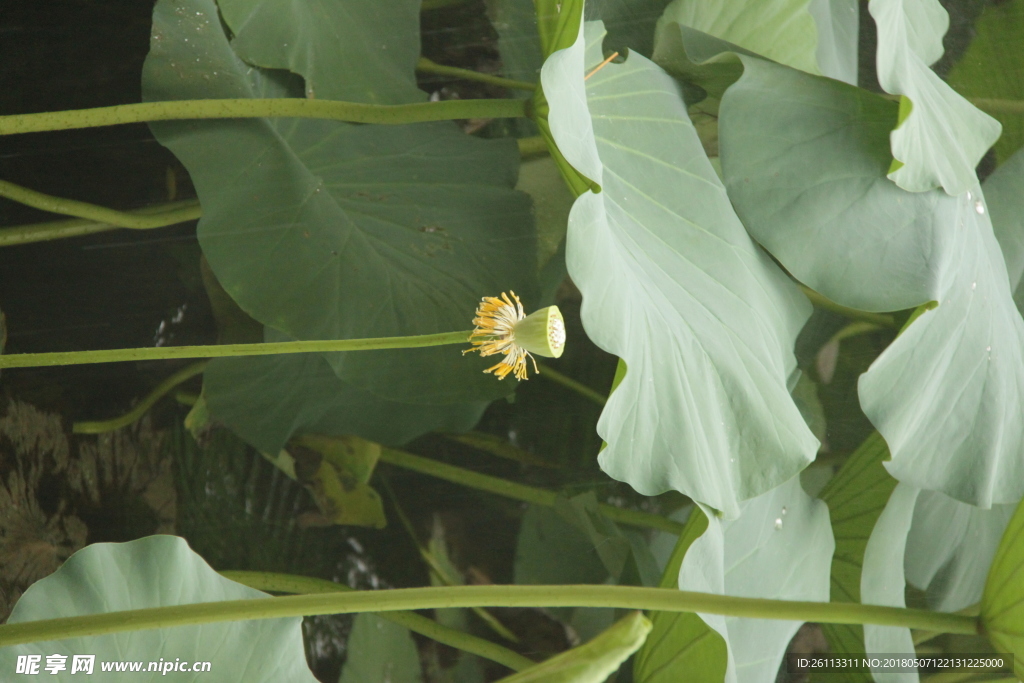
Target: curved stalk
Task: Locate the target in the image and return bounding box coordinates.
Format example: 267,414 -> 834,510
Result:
0,200 -> 201,247
220,571 -> 534,672
379,446 -> 684,535
535,362 -> 607,406
417,58 -> 537,92
0,179 -> 200,229
517,136 -> 549,158
0,584 -> 980,649
798,285 -> 898,328
0,331 -> 473,369
73,361 -> 208,434
0,99 -> 527,136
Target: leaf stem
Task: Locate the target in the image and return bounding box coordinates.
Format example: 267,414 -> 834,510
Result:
0,179 -> 200,229
798,285 -> 898,328
0,200 -> 201,247
536,362 -> 606,405
969,98 -> 1024,116
220,571 -> 534,672
72,361 -> 208,434
0,331 -> 473,369
517,136 -> 549,158
378,446 -> 684,534
0,584 -> 980,649
417,58 -> 537,92
379,477 -> 520,643
0,98 -> 528,136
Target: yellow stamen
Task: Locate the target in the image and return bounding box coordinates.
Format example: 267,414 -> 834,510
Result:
585,52 -> 620,81
463,291 -> 532,380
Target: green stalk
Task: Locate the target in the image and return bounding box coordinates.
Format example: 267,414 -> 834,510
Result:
798,285 -> 898,328
516,136 -> 549,158
0,180 -> 200,229
0,331 -> 472,369
536,362 -> 607,406
969,98 -> 1024,116
220,571 -> 534,672
73,361 -> 208,434
417,58 -> 537,92
0,200 -> 201,247
380,477 -> 521,644
877,93 -> 1024,116
0,99 -> 528,136
379,447 -> 685,535
0,584 -> 980,649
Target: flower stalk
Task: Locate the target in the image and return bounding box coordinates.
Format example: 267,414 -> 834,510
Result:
0,331 -> 472,370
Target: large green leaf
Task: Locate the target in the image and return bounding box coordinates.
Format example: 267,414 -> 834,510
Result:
650,0 -> 857,113
905,490 -> 1015,613
339,613 -> 424,683
980,494 -> 1024,677
859,483 -> 919,678
218,0 -> 423,103
678,477 -> 833,683
143,0 -> 535,405
720,57 -> 950,312
201,339 -> 486,454
867,0 -> 1001,194
857,186 -> 1024,507
655,0 -> 821,78
542,21 -> 817,518
807,0 -> 858,85
0,536 -> 316,681
718,52 -> 1024,508
496,612 -> 652,683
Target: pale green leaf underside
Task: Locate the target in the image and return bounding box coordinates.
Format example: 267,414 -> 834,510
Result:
868,0 -> 1001,194
717,51 -> 1024,508
656,0 -> 820,77
905,489 -> 1015,613
0,536 -> 316,682
816,432 -> 896,671
218,0 -> 424,104
860,483 -> 920,682
543,21 -> 817,518
143,0 -> 534,405
496,612 -> 651,683
679,478 -> 833,683
980,495 -> 1024,677
720,58 -> 953,312
858,187 -> 1024,508
807,0 -> 858,85
340,614 -> 424,683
